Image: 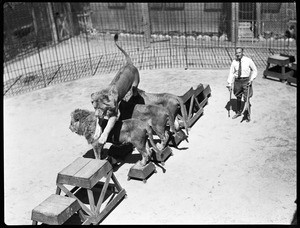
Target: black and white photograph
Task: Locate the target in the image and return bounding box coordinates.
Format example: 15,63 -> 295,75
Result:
3,2 -> 297,225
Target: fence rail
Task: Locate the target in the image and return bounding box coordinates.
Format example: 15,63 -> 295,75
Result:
3,2 -> 297,97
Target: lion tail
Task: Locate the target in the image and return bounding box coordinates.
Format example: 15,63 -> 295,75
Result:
175,96 -> 189,135
114,33 -> 132,65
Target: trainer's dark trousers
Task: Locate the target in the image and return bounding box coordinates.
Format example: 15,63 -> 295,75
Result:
233,77 -> 253,113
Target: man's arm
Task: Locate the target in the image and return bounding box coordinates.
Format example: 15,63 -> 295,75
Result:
98,115 -> 117,144
98,108 -> 120,144
93,118 -> 102,140
249,59 -> 258,81
227,62 -> 235,90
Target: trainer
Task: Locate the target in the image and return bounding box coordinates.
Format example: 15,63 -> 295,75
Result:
226,47 -> 257,122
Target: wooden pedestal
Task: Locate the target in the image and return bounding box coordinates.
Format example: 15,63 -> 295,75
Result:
55,157 -> 126,225
151,146 -> 173,165
169,129 -> 188,147
127,162 -> 156,183
31,194 -> 81,225
263,54 -> 294,82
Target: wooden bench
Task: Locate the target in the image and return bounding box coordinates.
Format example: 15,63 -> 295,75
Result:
55,157 -> 126,225
168,83 -> 211,147
31,194 -> 81,225
179,83 -> 211,128
263,54 -> 295,82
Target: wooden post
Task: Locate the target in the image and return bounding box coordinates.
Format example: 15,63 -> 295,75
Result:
31,3 -> 47,87
47,2 -> 58,43
256,3 -> 261,37
184,4 -> 188,70
65,3 -> 74,37
30,4 -> 38,37
231,3 -> 238,45
141,3 -> 151,47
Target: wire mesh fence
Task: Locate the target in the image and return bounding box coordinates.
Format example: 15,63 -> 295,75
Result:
3,2 -> 297,97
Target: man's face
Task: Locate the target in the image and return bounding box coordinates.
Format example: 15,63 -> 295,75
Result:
235,48 -> 243,60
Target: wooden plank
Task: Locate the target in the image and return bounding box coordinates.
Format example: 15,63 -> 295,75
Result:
111,173 -> 124,192
188,94 -> 195,119
202,84 -> 211,98
75,159 -> 107,179
56,183 -> 93,217
95,171 -> 112,213
57,157 -> 112,189
57,157 -> 90,184
268,55 -> 290,66
180,87 -> 194,103
93,189 -> 127,225
31,194 -> 80,225
188,107 -> 204,128
87,189 -> 96,212
193,83 -> 205,96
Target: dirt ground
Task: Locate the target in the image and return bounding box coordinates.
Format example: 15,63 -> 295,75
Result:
4,68 -> 297,225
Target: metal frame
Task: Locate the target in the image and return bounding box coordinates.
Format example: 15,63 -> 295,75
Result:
3,2 -> 297,97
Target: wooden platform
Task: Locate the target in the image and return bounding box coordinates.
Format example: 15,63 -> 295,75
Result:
169,129 -> 188,147
179,83 -> 211,128
56,157 -> 112,189
31,194 -> 81,225
127,162 -> 156,183
54,157 -> 126,225
151,146 -> 173,165
263,54 -> 295,82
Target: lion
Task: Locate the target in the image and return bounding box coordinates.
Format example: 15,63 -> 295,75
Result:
91,33 -> 140,146
118,101 -> 179,150
69,109 -> 162,167
128,88 -> 189,135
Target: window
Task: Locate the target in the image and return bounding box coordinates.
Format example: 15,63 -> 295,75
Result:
108,3 -> 126,9
261,3 -> 281,13
165,3 -> 184,10
204,3 -> 223,12
149,3 -> 163,10
149,3 -> 184,11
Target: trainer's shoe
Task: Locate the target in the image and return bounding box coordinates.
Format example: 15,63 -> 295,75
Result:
232,112 -> 242,119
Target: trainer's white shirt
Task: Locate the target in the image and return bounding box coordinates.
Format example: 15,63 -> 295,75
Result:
227,56 -> 257,84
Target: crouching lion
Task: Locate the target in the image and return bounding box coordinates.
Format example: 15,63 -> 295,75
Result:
119,101 -> 179,150
69,109 -> 162,167
128,88 -> 189,135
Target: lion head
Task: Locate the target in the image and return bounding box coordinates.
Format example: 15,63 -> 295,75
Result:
69,109 -> 97,144
91,86 -> 119,119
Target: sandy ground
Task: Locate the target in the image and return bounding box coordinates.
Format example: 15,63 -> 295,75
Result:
4,68 -> 297,225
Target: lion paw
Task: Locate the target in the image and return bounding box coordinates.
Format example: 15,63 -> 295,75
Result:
156,143 -> 164,151
137,160 -> 146,168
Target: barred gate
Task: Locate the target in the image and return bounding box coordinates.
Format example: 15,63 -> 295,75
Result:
3,2 -> 297,97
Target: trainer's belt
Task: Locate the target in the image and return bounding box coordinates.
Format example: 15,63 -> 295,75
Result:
236,77 -> 250,80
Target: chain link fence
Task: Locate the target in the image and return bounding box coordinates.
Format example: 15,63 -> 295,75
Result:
3,2 -> 297,97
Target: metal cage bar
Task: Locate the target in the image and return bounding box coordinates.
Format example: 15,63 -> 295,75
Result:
3,2 -> 297,97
